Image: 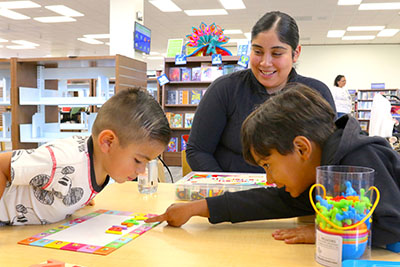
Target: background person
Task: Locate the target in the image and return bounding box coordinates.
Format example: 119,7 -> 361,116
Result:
331,75 -> 352,118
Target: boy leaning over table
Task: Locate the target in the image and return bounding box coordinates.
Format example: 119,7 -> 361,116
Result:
147,83 -> 400,248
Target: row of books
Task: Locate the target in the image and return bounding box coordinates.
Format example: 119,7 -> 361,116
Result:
166,112 -> 194,128
166,89 -> 206,105
357,90 -> 397,100
357,101 -> 373,110
357,111 -> 371,119
168,63 -> 245,82
167,135 -> 188,152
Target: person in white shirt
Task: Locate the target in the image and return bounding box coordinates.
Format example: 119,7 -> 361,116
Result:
331,75 -> 352,118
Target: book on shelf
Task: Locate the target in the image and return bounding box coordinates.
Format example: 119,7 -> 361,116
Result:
190,89 -> 202,105
180,67 -> 191,81
184,113 -> 194,128
169,67 -> 181,81
170,113 -> 183,128
178,90 -> 189,104
167,90 -> 179,104
181,134 -> 189,151
191,67 -> 201,81
200,64 -> 223,82
166,137 -> 178,152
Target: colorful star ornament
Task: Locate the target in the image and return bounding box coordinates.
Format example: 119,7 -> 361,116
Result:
185,22 -> 232,57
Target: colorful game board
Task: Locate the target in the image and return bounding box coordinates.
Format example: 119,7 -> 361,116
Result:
18,210 -> 160,256
175,172 -> 274,200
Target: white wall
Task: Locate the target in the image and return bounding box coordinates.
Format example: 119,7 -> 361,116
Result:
297,45 -> 400,90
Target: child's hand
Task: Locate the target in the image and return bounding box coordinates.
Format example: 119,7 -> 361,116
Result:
145,199 -> 209,227
272,225 -> 315,244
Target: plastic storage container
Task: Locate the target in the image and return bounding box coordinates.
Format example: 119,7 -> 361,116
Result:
175,171 -> 274,201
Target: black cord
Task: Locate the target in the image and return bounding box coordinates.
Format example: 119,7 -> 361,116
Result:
158,155 -> 174,183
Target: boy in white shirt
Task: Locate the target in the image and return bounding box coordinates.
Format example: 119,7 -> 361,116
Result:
0,88 -> 171,225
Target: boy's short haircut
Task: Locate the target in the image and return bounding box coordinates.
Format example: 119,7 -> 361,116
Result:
92,87 -> 171,146
241,83 -> 336,165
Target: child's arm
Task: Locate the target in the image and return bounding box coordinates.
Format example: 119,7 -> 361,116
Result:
145,199 -> 210,226
272,225 -> 315,244
0,152 -> 12,199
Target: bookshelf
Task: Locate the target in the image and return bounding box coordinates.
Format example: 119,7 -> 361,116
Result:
161,56 -> 241,166
356,88 -> 398,131
11,55 -> 146,149
0,59 -> 11,144
147,70 -> 162,104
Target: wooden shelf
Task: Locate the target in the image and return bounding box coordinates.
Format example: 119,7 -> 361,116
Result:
10,55 -> 147,149
162,56 -> 241,166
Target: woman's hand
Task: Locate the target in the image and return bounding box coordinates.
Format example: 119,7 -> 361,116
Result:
145,199 -> 209,227
272,224 -> 315,244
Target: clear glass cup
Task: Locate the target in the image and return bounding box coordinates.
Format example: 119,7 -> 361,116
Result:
138,159 -> 158,194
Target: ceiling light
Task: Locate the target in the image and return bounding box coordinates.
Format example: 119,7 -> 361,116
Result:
359,3 -> 400,10
149,0 -> 181,12
223,29 -> 243,34
0,8 -> 29,19
34,16 -> 76,23
327,30 -> 346,38
6,45 -> 36,49
12,40 -> 39,46
377,28 -> 400,37
77,38 -> 103,44
184,9 -> 228,16
83,34 -> 110,39
105,42 -> 110,46
347,26 -> 385,31
0,1 -> 40,9
218,0 -> 246,9
337,0 -> 362,5
45,5 -> 84,17
0,38 -> 8,42
244,32 -> 251,39
342,35 -> 375,40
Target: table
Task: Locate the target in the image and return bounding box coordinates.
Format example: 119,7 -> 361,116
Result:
0,182 -> 398,267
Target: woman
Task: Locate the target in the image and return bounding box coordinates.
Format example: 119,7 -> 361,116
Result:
186,11 -> 335,173
331,75 -> 352,118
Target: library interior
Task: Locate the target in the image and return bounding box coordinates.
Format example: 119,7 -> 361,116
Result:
0,1 -> 400,266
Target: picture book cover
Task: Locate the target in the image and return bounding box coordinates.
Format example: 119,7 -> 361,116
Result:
170,113 -> 183,128
191,67 -> 201,81
168,67 -> 181,81
184,113 -> 194,128
201,66 -> 223,82
18,210 -> 160,256
223,64 -> 235,75
166,90 -> 178,104
179,90 -> 189,104
167,137 -> 178,152
165,112 -> 174,124
200,66 -> 213,82
180,67 -> 192,81
181,135 -> 188,151
190,90 -> 201,105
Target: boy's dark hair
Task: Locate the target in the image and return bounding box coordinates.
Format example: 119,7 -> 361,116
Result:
92,87 -> 171,146
241,83 -> 336,165
252,11 -> 299,58
334,75 -> 345,87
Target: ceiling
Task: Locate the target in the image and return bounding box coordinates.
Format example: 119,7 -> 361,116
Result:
1,0 -> 400,71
